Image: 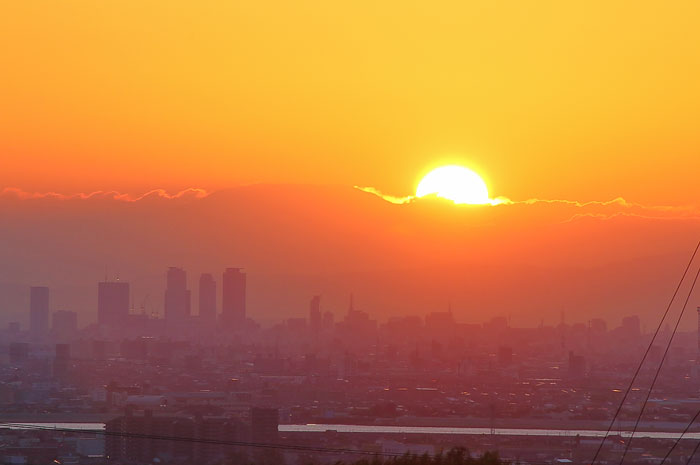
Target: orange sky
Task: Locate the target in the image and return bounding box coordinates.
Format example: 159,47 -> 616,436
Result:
2,1 -> 700,204
1,184 -> 699,328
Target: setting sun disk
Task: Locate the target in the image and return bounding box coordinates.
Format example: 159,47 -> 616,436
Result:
416,165 -> 490,205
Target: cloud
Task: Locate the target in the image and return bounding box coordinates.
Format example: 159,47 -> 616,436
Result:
0,187 -> 210,202
353,186 -> 415,204
354,186 -> 700,222
355,186 -> 512,206
4,184 -> 699,223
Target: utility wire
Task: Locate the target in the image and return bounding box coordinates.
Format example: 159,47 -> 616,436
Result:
685,438 -> 700,465
618,258 -> 700,465
658,409 -> 700,465
11,244 -> 700,464
590,241 -> 700,465
0,421 -> 689,465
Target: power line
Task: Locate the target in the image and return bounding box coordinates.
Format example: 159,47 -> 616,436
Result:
7,421 -> 696,465
618,257 -> 700,465
685,438 -> 700,465
590,241 -> 700,465
658,409 -> 700,465
0,421 -> 556,465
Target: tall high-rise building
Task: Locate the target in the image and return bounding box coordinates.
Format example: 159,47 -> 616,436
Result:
199,273 -> 216,323
98,281 -> 130,327
165,267 -> 191,323
222,268 -> 246,325
309,295 -> 321,332
29,286 -> 49,335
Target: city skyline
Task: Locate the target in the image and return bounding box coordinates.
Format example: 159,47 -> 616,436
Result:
2,2 -> 700,464
2,183 -> 699,330
13,268 -> 700,336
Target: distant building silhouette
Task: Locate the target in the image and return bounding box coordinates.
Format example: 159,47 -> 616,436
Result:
323,310 -> 334,330
165,267 -> 191,323
484,316 -> 508,333
121,338 -> 149,359
221,268 -> 246,326
498,346 -> 513,366
92,340 -> 107,360
98,281 -> 130,327
590,318 -> 607,333
342,294 -> 376,334
621,315 -> 641,339
568,350 -> 586,377
287,317 -> 307,332
106,410 -> 243,464
53,343 -> 71,379
649,344 -> 663,364
29,286 -> 49,336
198,273 -> 216,323
309,295 -> 321,332
9,342 -> 29,365
425,311 -> 455,335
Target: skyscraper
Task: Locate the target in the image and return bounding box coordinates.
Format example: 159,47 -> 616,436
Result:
165,267 -> 191,323
199,273 -> 216,323
222,268 -> 246,326
98,281 -> 130,327
309,295 -> 321,332
29,286 -> 49,335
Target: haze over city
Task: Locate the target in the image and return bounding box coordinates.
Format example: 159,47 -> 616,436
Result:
2,2 -> 700,465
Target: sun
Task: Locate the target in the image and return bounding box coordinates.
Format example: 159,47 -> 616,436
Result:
416,165 -> 490,205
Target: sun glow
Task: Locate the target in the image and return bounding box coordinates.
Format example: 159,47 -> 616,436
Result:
416,165 -> 491,205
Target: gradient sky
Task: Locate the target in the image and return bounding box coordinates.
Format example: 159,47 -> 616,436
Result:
1,184 -> 699,328
2,1 -> 700,204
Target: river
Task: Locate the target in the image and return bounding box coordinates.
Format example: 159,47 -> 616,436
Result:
3,422 -> 700,440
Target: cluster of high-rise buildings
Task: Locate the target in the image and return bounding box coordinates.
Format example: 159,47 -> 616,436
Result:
26,286 -> 79,339
25,267 -> 247,336
98,267 -> 246,329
